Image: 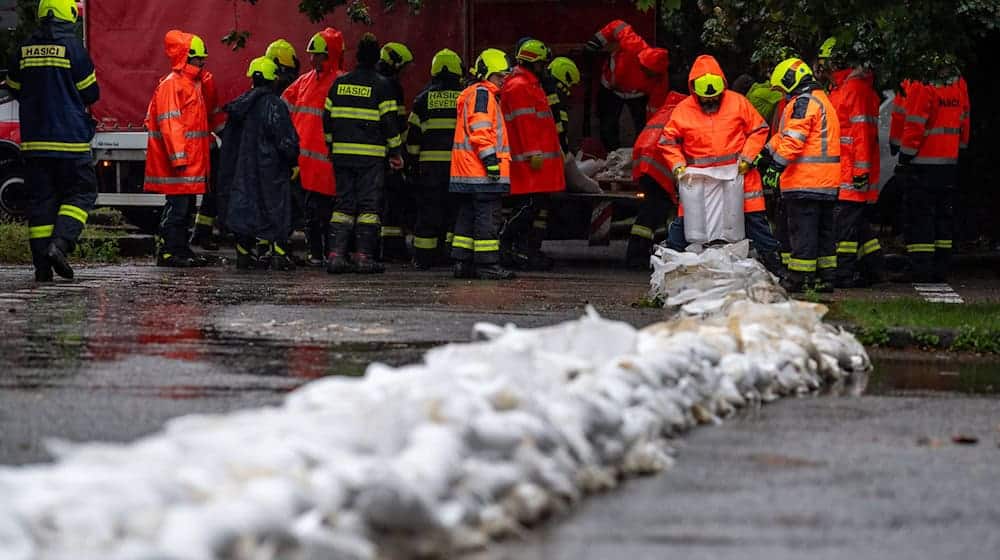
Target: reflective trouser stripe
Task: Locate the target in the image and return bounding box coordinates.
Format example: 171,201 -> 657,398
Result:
358,213 -> 380,225
818,255 -> 837,269
445,232 -> 454,244
907,243 -> 936,253
58,204 -> 88,225
836,241 -> 859,254
236,243 -> 250,255
630,224 -> 653,240
935,239 -> 952,249
533,220 -> 547,229
860,239 -> 881,256
272,243 -> 286,256
474,239 -> 500,252
780,252 -> 791,265
381,226 -> 403,237
413,236 -> 438,250
194,213 -> 214,226
452,235 -> 474,250
331,212 -> 355,224
29,225 -> 54,239
788,258 -> 817,272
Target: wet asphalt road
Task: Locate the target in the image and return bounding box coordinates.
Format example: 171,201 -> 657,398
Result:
1,241 -> 998,559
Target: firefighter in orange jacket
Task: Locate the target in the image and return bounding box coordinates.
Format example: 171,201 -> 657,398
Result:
757,58 -> 841,293
898,55 -> 970,283
282,27 -> 345,266
144,30 -> 211,268
449,48 -> 515,280
499,39 -> 565,270
816,37 -> 884,288
660,55 -> 780,273
625,90 -> 686,267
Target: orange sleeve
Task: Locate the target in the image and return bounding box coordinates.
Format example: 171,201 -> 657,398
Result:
768,98 -> 812,166
467,88 -> 499,161
847,87 -> 876,178
900,84 -> 932,156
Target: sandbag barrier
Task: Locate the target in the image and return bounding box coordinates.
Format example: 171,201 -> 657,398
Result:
0,244 -> 870,560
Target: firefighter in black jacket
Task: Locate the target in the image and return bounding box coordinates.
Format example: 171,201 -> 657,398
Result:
405,48 -> 464,269
376,41 -> 414,262
323,33 -> 403,274
7,0 -> 99,281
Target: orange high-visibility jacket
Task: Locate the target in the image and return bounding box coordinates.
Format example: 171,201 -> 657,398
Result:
500,66 -> 565,195
767,85 -> 841,200
144,30 -> 210,195
595,20 -> 654,98
450,80 -> 510,194
888,79 -> 915,152
829,68 -> 881,203
900,76 -> 969,166
282,27 -> 344,196
632,90 -> 686,202
202,70 -> 226,134
660,55 -> 769,213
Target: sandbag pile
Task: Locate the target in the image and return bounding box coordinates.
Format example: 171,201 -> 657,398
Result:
593,148 -> 633,182
0,247 -> 870,560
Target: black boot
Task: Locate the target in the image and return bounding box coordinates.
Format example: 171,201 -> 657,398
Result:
46,238 -> 73,279
270,242 -> 296,271
190,226 -> 219,251
625,236 -> 653,269
353,253 -> 385,274
476,263 -> 516,280
758,251 -> 784,278
157,253 -> 196,268
305,222 -> 326,267
235,238 -> 258,270
326,252 -> 356,274
453,260 -> 476,279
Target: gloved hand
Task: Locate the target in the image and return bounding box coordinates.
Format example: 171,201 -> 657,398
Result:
889,144 -> 900,156
738,160 -> 752,176
673,165 -> 687,180
584,34 -> 603,52
388,154 -> 404,170
291,166 -> 300,181
761,166 -> 781,192
529,154 -> 544,171
898,152 -> 914,166
486,164 -> 501,181
852,174 -> 869,190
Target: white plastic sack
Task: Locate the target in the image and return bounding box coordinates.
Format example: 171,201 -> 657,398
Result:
678,164 -> 745,246
564,155 -> 602,194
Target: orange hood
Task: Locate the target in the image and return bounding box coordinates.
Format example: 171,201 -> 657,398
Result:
318,27 -> 344,74
687,54 -> 727,94
165,29 -> 197,72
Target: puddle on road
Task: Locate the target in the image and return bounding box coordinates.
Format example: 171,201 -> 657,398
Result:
867,351 -> 1000,396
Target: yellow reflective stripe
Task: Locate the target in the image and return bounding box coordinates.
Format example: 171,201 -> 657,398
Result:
474,239 -> 500,252
381,226 -> 403,237
788,258 -> 817,272
630,224 -> 653,240
330,212 -> 355,224
934,239 -> 953,249
324,98 -> 334,112
379,100 -> 397,116
195,213 -> 214,226
452,235 -> 473,250
20,57 -> 70,69
331,142 -> 386,157
328,107 -> 380,121
836,241 -> 859,254
22,141 -> 91,152
817,255 -> 837,269
386,135 -> 402,149
445,232 -> 454,244
357,213 -> 380,225
57,204 -> 88,225
408,112 -> 421,126
75,71 -> 97,90
406,144 -> 421,155
532,220 -> 547,229
418,150 -> 452,162
6,78 -> 20,90
422,118 -> 457,131
29,225 -> 54,239
860,239 -> 881,256
413,236 -> 438,249
780,252 -> 791,265
906,243 -> 936,253
272,243 -> 286,256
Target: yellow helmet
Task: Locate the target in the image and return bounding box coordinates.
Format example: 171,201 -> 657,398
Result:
430,48 -> 463,77
473,48 -> 511,80
247,56 -> 278,81
548,57 -> 581,89
306,32 -> 328,55
818,37 -> 837,60
381,42 -> 414,69
266,39 -> 298,68
692,73 -> 725,98
37,0 -> 78,23
770,58 -> 814,94
188,34 -> 208,59
516,39 -> 549,63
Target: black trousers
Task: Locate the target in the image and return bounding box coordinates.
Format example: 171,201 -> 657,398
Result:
413,177 -> 458,266
304,190 -> 334,259
775,198 -> 791,267
381,168 -> 410,254
26,157 -> 97,271
627,175 -> 674,260
452,192 -> 502,264
193,145 -> 220,235
329,163 -> 383,258
785,198 -> 837,283
904,166 -> 955,281
835,200 -> 883,283
501,194 -> 550,256
597,85 -> 647,151
160,194 -> 196,255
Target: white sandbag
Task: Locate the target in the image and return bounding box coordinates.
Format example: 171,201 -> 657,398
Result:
575,158 -> 604,178
594,148 -> 633,182
678,164 -> 745,246
564,155 -> 603,194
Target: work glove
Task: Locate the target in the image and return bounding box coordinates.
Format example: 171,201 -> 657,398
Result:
673,165 -> 687,180
486,164 -> 501,181
738,160 -> 752,176
529,154 -> 544,171
584,34 -> 603,52
388,154 -> 404,170
291,166 -> 300,181
852,174 -> 869,190
889,144 -> 900,156
761,166 -> 782,193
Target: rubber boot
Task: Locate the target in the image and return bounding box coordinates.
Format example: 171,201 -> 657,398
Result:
235,238 -> 258,270
326,252 -> 356,274
30,238 -> 53,282
476,263 -> 516,280
190,224 -> 219,251
625,236 -> 653,269
453,260 -> 476,279
46,238 -> 74,279
780,272 -> 808,293
353,253 -> 385,274
270,242 -> 296,271
758,250 -> 784,279
305,222 -> 326,267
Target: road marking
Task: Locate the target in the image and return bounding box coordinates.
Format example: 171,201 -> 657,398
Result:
913,283 -> 964,304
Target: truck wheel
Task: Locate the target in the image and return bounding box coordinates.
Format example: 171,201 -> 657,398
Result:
121,207 -> 162,235
0,169 -> 27,221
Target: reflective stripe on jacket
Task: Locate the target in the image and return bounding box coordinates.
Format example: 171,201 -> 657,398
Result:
323,66 -> 401,167
767,87 -> 841,200
407,78 -> 462,184
900,77 -> 968,166
661,55 -> 769,213
829,68 -> 880,202
888,79 -> 914,151
143,30 -> 210,195
500,66 -> 565,195
633,91 -> 686,202
283,27 -> 344,195
449,80 -> 510,194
